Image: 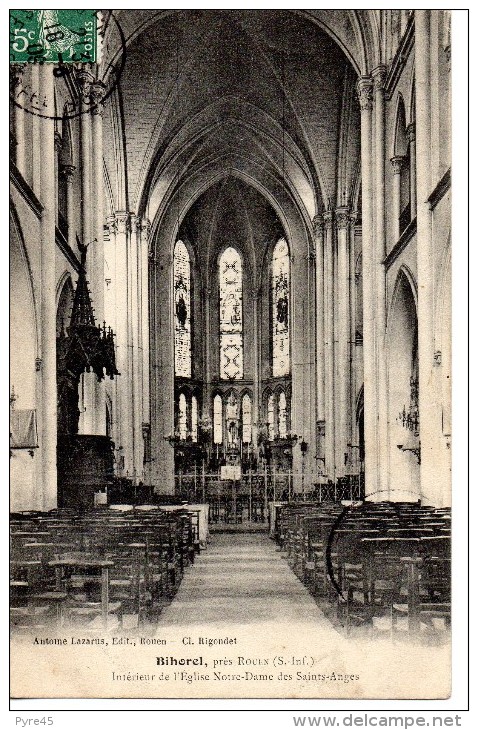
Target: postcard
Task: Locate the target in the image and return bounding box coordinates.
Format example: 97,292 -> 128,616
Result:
10,9 -> 454,701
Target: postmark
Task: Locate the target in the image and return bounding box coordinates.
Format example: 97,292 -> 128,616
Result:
10,10 -> 98,64
9,11 -> 126,121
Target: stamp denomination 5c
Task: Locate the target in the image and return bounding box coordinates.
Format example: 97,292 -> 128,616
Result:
10,10 -> 98,64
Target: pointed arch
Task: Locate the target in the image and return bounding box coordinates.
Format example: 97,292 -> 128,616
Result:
56,274 -> 74,337
386,267 -> 420,501
393,94 -> 408,157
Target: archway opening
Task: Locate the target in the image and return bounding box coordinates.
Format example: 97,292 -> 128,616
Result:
387,269 -> 420,502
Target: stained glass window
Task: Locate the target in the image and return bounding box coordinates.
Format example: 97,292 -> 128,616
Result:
272,238 -> 290,377
191,395 -> 198,442
213,394 -> 223,444
267,393 -> 275,440
178,392 -> 187,440
242,393 -> 252,443
173,240 -> 191,377
278,391 -> 287,438
219,247 -> 243,380
225,391 -> 239,446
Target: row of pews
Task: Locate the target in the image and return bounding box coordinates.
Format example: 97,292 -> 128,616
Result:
273,500 -> 451,640
10,505 -> 201,634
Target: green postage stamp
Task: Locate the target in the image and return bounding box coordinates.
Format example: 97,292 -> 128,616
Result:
10,10 -> 98,64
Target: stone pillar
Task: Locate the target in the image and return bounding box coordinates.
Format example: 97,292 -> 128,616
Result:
11,64 -> 26,175
390,155 -> 406,243
106,216 -> 119,453
323,210 -> 335,482
138,218 -> 151,440
407,122 -> 417,220
357,76 -> 378,499
31,64 -> 41,195
306,245 -> 316,480
373,66 -> 389,497
113,212 -> 134,475
204,284 -> 212,423
348,214 -> 358,472
335,207 -> 351,478
252,286 -> 261,447
54,132 -> 62,227
77,68 -> 95,435
91,81 -> 106,436
313,215 -> 325,467
129,213 -> 142,482
415,11 -> 441,504
153,242 -> 175,495
39,66 -> 57,510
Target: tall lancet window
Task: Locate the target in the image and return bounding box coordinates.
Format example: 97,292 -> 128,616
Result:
219,247 -> 243,380
173,240 -> 191,377
272,238 -> 290,377
191,395 -> 198,442
178,393 -> 187,440
213,394 -> 223,444
242,393 -> 252,444
278,391 -> 287,438
268,393 -> 276,440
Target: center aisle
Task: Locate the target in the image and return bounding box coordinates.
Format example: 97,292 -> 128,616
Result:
152,532 -> 450,699
157,532 -> 338,629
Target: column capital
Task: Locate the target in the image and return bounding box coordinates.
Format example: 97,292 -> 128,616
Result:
406,121 -> 416,143
129,212 -> 137,232
312,214 -> 324,239
357,77 -> 374,112
335,207 -> 350,231
323,210 -> 334,231
75,66 -> 95,103
113,211 -> 130,235
137,217 -> 152,238
349,211 -> 358,227
372,65 -> 387,93
390,155 -> 406,174
106,214 -> 118,236
90,80 -> 107,115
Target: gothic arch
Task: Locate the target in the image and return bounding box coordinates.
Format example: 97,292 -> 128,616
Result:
386,268 -> 420,502
56,274 -> 74,337
10,204 -> 39,360
10,205 -> 39,512
392,94 -> 408,158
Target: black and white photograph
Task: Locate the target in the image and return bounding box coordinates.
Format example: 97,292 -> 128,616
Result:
8,7 -> 464,706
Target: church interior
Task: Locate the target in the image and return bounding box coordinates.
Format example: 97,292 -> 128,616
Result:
10,10 -> 451,644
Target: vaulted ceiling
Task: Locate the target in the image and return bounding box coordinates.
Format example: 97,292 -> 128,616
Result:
180,177 -> 284,288
101,10 -> 364,230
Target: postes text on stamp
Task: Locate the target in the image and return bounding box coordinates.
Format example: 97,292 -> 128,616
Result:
10,10 -> 98,64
